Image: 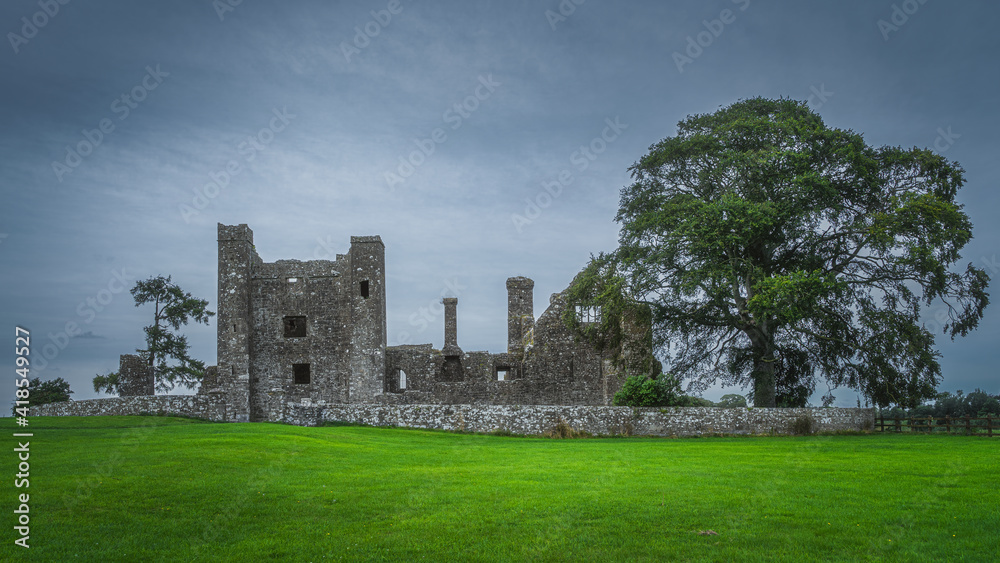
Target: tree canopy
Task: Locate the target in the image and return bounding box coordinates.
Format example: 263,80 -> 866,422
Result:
13,377 -> 73,414
94,275 -> 214,394
567,97 -> 990,408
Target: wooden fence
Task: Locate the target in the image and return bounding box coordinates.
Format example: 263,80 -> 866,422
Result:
876,414 -> 997,436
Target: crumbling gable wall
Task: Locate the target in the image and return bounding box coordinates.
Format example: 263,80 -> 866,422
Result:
381,279 -> 630,406
522,291 -> 621,405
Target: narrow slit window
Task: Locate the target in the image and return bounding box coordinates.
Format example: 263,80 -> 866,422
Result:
360,280 -> 370,299
398,369 -> 407,391
283,316 -> 307,337
293,363 -> 311,384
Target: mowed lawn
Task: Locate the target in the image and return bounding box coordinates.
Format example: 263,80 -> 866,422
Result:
4,417 -> 998,562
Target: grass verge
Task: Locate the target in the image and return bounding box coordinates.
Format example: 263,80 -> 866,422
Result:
4,416 -> 997,561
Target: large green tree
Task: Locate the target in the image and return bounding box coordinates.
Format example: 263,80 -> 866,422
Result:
568,97 -> 989,408
94,275 -> 214,393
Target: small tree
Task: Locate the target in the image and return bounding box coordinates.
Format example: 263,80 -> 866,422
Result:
13,377 -> 72,414
717,394 -> 748,408
94,275 -> 214,393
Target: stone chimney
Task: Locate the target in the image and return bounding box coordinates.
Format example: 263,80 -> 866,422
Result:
506,277 -> 534,354
442,297 -> 461,356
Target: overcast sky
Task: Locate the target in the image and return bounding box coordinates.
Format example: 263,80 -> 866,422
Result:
2,0 -> 998,408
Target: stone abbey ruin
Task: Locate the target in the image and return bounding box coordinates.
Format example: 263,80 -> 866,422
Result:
197,223 -> 628,422
37,222 -> 874,435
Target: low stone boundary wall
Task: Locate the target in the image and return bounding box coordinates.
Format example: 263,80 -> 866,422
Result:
33,398 -> 874,436
31,395 -> 227,421
286,404 -> 875,436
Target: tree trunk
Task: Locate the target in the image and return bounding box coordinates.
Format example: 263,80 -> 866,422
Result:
747,329 -> 777,407
752,356 -> 776,408
149,299 -> 160,368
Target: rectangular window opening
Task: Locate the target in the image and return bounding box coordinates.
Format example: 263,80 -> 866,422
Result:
360,280 -> 370,299
497,368 -> 509,382
283,316 -> 307,337
575,305 -> 601,324
398,369 -> 407,391
287,277 -> 298,283
293,363 -> 311,384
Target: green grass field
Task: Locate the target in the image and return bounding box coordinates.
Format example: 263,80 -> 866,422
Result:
3,416 -> 998,562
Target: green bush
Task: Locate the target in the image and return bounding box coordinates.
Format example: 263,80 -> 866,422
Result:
613,373 -> 688,407
545,419 -> 591,439
791,415 -> 816,435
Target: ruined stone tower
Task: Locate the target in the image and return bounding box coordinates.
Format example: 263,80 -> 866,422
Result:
207,224 -> 386,421
347,236 -> 387,404
215,224 -> 256,421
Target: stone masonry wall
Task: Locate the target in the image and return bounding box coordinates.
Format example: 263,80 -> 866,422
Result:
32,398 -> 874,437
283,404 -> 875,436
31,394 -> 228,421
